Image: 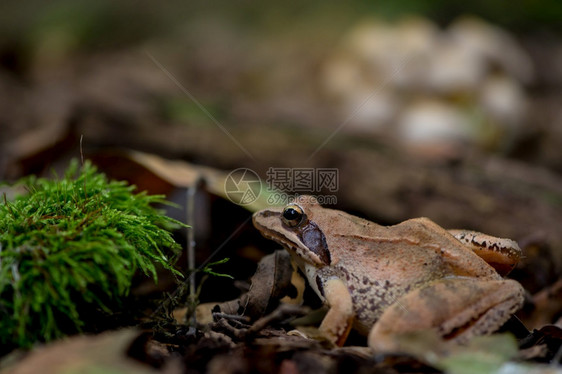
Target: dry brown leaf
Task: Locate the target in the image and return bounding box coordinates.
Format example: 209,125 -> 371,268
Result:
195,250 -> 295,323
93,150 -> 277,212
2,329 -> 156,374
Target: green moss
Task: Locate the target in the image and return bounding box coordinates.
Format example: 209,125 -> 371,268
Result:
0,160 -> 183,348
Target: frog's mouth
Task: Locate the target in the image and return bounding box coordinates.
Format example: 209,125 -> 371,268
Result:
252,210 -> 301,250
252,210 -> 331,266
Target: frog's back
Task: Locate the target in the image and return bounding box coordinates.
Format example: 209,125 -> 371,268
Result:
325,216 -> 501,330
332,215 -> 500,279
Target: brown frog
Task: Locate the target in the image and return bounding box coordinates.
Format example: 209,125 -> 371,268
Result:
252,195 -> 525,352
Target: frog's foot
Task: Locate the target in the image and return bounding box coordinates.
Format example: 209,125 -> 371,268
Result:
368,278 -> 524,353
448,229 -> 521,276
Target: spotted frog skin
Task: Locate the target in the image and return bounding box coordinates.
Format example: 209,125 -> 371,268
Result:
252,195 -> 525,352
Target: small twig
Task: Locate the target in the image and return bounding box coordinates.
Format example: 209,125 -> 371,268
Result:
212,312 -> 252,323
79,134 -> 84,166
79,135 -> 88,204
216,318 -> 246,339
247,304 -> 309,337
186,183 -> 196,325
3,193 -> 14,216
214,304 -> 310,342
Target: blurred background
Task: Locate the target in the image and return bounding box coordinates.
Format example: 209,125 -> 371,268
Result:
2,0 -> 562,168
1,0 -> 562,316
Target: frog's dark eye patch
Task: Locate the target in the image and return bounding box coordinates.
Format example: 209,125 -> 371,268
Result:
282,204 -> 305,227
300,221 -> 331,265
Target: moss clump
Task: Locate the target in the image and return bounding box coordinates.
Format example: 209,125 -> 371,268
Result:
0,160 -> 182,349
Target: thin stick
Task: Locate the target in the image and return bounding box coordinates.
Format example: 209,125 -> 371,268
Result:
186,183 -> 197,325
79,134 -> 84,166
79,135 -> 87,202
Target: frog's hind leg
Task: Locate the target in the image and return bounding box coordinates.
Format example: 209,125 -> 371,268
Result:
368,278 -> 524,353
448,229 -> 521,276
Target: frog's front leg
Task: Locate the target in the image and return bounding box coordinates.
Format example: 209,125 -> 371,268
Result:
448,229 -> 521,276
319,277 -> 354,346
368,278 -> 524,353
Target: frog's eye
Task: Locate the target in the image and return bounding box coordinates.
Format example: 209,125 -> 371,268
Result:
282,204 -> 305,227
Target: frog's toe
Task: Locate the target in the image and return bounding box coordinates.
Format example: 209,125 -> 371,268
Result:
285,327 -> 340,348
287,328 -> 311,339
